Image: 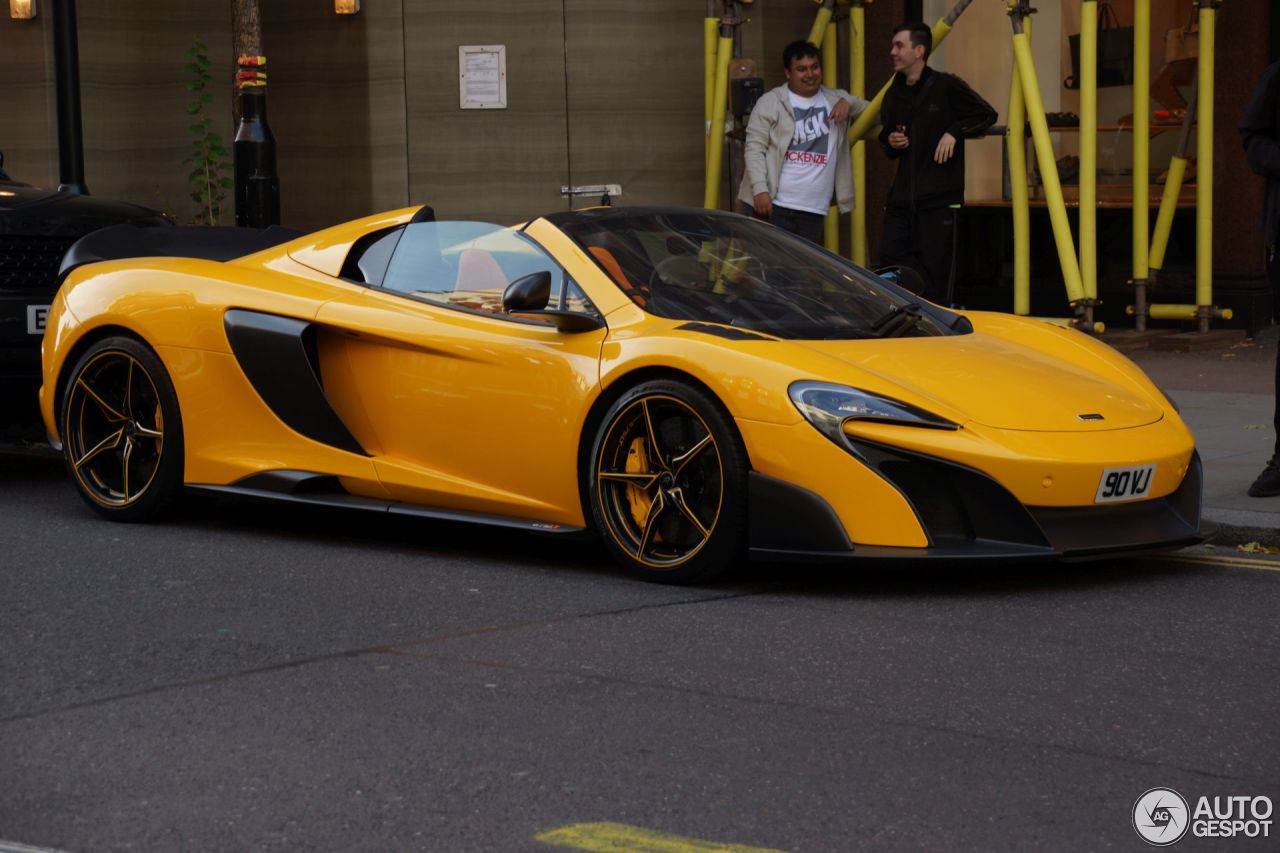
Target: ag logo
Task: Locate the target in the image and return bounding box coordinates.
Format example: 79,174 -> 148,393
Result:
1134,788 -> 1190,846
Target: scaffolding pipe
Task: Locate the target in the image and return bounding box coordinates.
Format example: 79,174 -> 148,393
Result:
1133,0 -> 1151,284
1195,0 -> 1216,331
1148,78 -> 1197,272
1007,16 -> 1031,315
1147,159 -> 1186,267
1129,304 -> 1232,321
1010,18 -> 1085,305
1079,1 -> 1098,303
807,0 -> 837,49
703,25 -> 734,209
823,21 -> 839,251
704,13 -> 718,167
850,1 -> 867,265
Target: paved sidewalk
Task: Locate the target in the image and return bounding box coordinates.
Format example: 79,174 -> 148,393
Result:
1127,327 -> 1280,546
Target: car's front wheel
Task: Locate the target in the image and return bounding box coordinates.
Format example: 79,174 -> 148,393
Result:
588,379 -> 747,584
61,336 -> 184,521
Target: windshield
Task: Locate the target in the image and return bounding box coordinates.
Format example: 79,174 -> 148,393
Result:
552,209 -> 967,340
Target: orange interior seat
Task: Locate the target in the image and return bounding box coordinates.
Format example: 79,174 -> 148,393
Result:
451,247 -> 509,312
588,245 -> 647,308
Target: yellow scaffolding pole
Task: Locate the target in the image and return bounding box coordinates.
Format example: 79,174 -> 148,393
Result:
850,1 -> 867,265
703,24 -> 734,209
704,14 -> 718,168
1010,12 -> 1085,306
1132,3 -> 1222,331
1079,1 -> 1098,303
1195,0 -> 1215,331
1132,0 -> 1151,285
1131,304 -> 1232,321
807,0 -> 836,49
1148,80 -> 1197,273
1127,0 -> 1155,328
1007,16 -> 1031,315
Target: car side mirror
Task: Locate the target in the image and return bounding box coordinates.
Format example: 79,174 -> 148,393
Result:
502,270 -> 551,312
502,269 -> 603,333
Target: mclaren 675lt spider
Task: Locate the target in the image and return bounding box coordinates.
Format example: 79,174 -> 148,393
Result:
40,205 -> 1202,583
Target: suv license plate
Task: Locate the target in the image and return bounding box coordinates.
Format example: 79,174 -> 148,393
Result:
28,304 -> 51,335
1095,464 -> 1156,503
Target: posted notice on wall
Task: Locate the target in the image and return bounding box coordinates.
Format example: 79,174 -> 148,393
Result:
459,45 -> 507,109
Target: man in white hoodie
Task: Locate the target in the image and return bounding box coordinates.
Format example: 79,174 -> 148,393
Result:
737,40 -> 868,244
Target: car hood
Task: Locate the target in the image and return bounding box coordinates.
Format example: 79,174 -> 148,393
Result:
0,184 -> 167,233
793,332 -> 1164,432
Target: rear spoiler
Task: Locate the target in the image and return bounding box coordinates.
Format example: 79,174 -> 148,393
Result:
57,222 -> 306,284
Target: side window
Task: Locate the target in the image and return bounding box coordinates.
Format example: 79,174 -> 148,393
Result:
379,221 -> 600,321
549,279 -> 599,318
382,222 -> 498,299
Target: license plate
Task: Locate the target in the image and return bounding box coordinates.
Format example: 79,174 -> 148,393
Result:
27,304 -> 50,335
1095,464 -> 1156,503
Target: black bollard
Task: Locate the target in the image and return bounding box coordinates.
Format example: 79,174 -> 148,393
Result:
234,88 -> 280,227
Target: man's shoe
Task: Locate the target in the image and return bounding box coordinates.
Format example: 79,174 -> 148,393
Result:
1248,457 -> 1280,497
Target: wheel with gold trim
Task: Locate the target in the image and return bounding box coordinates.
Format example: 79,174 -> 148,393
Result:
589,379 -> 747,583
61,336 -> 184,521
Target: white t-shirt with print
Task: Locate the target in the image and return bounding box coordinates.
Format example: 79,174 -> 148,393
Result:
773,90 -> 837,215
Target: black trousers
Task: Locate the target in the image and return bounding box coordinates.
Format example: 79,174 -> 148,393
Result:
744,203 -> 826,245
878,204 -> 956,303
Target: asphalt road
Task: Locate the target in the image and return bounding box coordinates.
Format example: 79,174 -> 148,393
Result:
2,448 -> 1278,853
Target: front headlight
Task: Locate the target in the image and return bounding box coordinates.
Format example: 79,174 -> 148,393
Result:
788,381 -> 960,444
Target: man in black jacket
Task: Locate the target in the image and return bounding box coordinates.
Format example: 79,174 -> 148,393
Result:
878,22 -> 996,303
1241,60 -> 1280,497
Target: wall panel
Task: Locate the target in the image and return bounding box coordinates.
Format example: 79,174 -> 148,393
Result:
263,0 -> 408,229
563,0 -> 704,208
75,2 -> 230,219
0,14 -> 55,187
403,0 -> 568,223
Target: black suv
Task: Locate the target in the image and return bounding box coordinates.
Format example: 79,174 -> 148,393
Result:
0,151 -> 171,427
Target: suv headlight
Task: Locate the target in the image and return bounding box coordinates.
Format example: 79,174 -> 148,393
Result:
789,381 -> 959,444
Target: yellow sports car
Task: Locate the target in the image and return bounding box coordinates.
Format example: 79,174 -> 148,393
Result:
40,205 -> 1201,583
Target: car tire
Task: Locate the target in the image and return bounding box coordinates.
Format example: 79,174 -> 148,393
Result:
61,335 -> 184,521
588,379 -> 748,584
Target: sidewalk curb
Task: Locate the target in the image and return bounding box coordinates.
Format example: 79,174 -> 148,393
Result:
1203,519 -> 1280,549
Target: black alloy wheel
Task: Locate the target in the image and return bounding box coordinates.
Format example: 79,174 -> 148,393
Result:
589,379 -> 747,583
61,336 -> 184,521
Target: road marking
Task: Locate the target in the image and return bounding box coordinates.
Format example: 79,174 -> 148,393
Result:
536,822 -> 787,853
0,842 -> 77,853
1161,553 -> 1280,573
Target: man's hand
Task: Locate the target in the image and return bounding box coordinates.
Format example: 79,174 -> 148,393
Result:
888,129 -> 909,150
934,131 -> 957,163
753,192 -> 772,218
830,99 -> 850,126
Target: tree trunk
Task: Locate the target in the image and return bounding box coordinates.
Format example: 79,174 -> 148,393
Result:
230,0 -> 263,123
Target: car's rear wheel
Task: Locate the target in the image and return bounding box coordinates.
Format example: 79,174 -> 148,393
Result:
589,379 -> 747,584
61,336 -> 184,521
